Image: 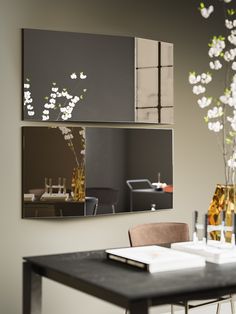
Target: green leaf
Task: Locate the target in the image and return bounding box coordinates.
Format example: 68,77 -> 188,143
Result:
226,138 -> 233,144
204,116 -> 209,123
200,2 -> 205,9
44,96 -> 49,100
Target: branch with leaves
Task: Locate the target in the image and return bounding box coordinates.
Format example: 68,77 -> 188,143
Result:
189,0 -> 236,184
24,72 -> 87,121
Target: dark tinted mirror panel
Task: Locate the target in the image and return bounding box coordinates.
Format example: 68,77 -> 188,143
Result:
23,29 -> 173,124
22,127 -> 173,218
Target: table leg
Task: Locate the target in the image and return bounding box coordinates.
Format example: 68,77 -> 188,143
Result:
23,262 -> 42,314
129,300 -> 149,314
130,191 -> 133,212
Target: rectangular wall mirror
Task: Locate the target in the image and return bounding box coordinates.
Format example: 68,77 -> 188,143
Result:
22,126 -> 173,218
23,29 -> 173,124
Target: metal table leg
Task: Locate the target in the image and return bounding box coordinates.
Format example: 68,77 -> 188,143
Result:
129,300 -> 149,314
23,262 -> 42,314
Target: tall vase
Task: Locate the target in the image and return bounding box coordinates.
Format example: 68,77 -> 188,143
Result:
71,166 -> 85,202
208,184 -> 236,241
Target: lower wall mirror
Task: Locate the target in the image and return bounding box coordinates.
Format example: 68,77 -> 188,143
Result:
22,126 -> 173,218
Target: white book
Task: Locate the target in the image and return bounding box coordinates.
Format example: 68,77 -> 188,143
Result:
106,245 -> 205,273
40,192 -> 69,201
24,193 -> 35,201
171,240 -> 236,264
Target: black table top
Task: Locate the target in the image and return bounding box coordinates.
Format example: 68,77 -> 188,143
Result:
24,249 -> 236,308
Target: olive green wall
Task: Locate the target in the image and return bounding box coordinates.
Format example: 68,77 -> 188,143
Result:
0,0 -> 225,313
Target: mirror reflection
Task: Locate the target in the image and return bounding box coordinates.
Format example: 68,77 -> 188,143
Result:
22,127 -> 173,218
23,29 -> 173,124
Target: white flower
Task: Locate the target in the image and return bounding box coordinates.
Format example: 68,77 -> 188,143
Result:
61,112 -> 72,120
50,93 -> 57,98
189,73 -> 201,84
224,0 -> 232,3
201,73 -> 212,84
228,158 -> 236,168
66,106 -> 73,114
228,97 -> 236,107
193,85 -> 206,95
43,109 -> 49,114
27,105 -> 33,110
28,111 -> 35,116
209,60 -> 222,70
80,149 -> 85,155
69,102 -> 75,108
52,87 -> 58,92
200,5 -> 214,19
44,103 -> 50,109
62,91 -> 68,97
70,73 -> 77,79
66,94 -> 73,100
220,94 -> 230,104
232,62 -> 236,71
64,134 -> 73,140
197,96 -> 212,108
24,83 -> 30,89
208,121 -> 223,132
60,107 -> 66,113
59,127 -> 72,135
228,33 -> 236,46
79,129 -> 85,137
227,112 -> 236,130
24,91 -> 31,99
225,19 -> 236,29
80,72 -> 87,79
224,48 -> 236,62
207,106 -> 223,118
72,96 -> 80,103
42,115 -> 49,121
208,37 -> 225,58
49,98 -> 56,104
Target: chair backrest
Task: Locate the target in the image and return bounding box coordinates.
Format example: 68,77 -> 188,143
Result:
126,179 -> 153,190
85,196 -> 98,216
86,187 -> 119,206
128,222 -> 189,247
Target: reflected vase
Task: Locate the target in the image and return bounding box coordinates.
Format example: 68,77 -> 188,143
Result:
208,184 -> 236,241
71,166 -> 85,202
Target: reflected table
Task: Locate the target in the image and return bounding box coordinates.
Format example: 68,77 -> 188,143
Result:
129,189 -> 172,211
23,249 -> 236,314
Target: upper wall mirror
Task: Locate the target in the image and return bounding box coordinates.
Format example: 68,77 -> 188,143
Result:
22,126 -> 173,218
22,29 -> 173,124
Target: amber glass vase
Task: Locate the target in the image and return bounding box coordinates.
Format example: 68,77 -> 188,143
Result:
71,166 -> 85,202
208,184 -> 236,241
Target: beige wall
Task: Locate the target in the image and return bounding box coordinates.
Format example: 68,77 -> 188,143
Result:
0,0 -> 225,313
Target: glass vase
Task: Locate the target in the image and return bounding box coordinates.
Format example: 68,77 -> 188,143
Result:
71,166 -> 85,202
208,184 -> 236,241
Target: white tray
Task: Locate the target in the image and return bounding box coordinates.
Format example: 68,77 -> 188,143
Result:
171,240 -> 236,264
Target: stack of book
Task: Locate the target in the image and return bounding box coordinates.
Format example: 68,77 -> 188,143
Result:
171,240 -> 236,264
106,245 -> 205,273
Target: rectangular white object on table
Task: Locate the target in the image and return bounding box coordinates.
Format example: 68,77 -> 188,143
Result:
40,193 -> 69,201
171,240 -> 236,264
106,245 -> 205,273
24,193 -> 35,201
